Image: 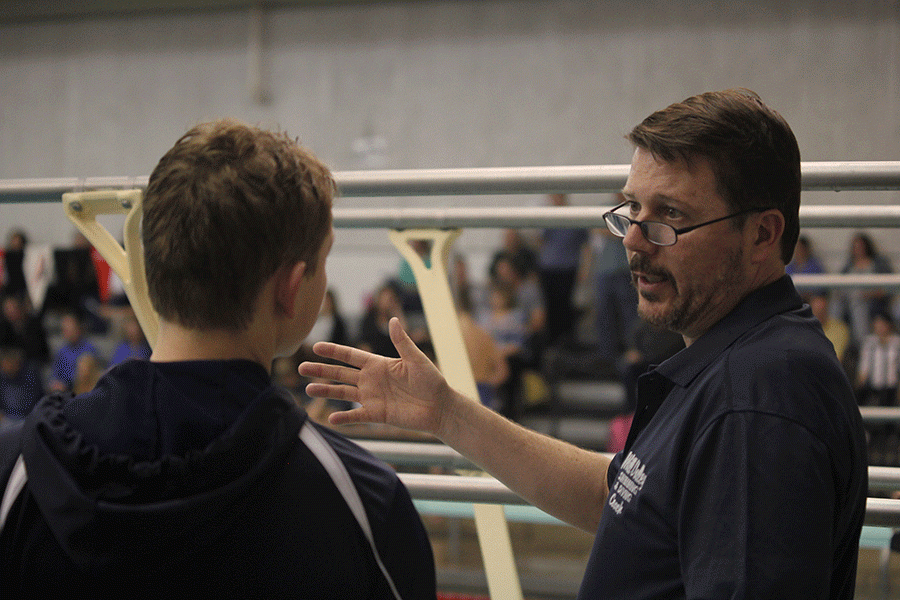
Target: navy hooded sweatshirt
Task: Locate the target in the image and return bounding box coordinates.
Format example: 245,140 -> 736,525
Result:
0,359 -> 435,599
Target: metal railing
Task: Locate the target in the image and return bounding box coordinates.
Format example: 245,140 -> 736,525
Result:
359,439 -> 900,526
396,471 -> 900,527
3,162 -> 900,534
2,161 -> 900,204
860,407 -> 900,423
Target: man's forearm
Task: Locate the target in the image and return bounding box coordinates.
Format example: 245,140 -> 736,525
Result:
436,388 -> 610,533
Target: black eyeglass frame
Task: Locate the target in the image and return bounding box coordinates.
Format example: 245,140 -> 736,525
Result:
602,201 -> 775,247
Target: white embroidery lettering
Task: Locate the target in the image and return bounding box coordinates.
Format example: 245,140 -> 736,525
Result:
608,493 -> 624,515
608,451 -> 648,516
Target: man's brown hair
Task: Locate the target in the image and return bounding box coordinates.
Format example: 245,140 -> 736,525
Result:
143,119 -> 334,330
627,89 -> 801,264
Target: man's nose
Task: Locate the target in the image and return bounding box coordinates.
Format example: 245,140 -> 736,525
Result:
622,221 -> 655,254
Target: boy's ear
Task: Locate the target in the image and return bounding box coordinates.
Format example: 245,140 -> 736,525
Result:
276,261 -> 307,318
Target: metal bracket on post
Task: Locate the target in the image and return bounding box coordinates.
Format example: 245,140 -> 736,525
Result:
388,228 -> 524,600
62,189 -> 159,349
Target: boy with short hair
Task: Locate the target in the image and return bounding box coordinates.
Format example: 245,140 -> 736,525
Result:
0,119 -> 435,599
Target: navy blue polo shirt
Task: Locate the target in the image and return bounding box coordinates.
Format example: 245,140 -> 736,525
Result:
578,276 -> 867,600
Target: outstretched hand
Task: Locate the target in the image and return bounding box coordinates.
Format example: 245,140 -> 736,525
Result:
298,317 -> 454,436
303,316 -> 612,533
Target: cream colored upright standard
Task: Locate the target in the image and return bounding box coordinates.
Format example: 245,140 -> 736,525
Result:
62,190 -> 159,348
389,228 -> 524,600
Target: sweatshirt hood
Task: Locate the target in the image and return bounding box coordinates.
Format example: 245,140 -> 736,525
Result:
19,359 -> 304,574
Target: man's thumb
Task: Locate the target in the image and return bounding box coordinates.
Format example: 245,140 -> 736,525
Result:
389,316 -> 418,359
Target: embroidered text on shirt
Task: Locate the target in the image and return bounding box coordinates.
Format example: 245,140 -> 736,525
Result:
608,451 -> 647,515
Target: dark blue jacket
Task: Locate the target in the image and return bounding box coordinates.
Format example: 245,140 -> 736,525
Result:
0,359 -> 435,599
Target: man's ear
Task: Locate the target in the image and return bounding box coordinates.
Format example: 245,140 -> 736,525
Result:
275,261 -> 307,318
750,210 -> 785,260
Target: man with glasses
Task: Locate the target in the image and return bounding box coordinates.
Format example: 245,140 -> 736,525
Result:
301,89 -> 868,599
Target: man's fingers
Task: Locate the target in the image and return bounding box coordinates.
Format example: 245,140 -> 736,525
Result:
305,381 -> 359,403
311,341 -> 372,369
328,407 -> 371,426
298,361 -> 361,387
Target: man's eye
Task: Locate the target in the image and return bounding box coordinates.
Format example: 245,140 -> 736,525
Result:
663,207 -> 683,220
627,202 -> 640,216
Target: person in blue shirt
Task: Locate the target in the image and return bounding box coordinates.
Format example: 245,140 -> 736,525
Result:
301,89 -> 867,600
537,193 -> 590,345
785,235 -> 825,276
837,231 -> 895,344
786,234 -> 827,300
49,310 -> 99,392
109,311 -> 151,365
0,119 -> 435,599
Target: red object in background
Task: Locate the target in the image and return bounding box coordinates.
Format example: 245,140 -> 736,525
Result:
90,247 -> 112,303
607,412 -> 634,453
437,594 -> 491,600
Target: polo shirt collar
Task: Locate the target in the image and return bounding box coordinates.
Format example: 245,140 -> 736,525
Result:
653,274 -> 802,388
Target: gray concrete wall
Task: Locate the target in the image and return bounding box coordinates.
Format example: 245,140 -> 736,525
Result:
1,0 -> 898,317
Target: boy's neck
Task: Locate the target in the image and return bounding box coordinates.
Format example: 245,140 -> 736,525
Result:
150,319 -> 274,373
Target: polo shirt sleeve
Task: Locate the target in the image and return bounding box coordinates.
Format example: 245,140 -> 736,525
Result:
678,410 -> 835,599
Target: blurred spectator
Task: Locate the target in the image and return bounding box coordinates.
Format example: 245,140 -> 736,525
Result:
0,346 -> 44,421
42,231 -> 103,329
71,352 -> 105,396
456,287 -> 509,410
855,311 -> 900,465
481,284 -> 527,358
480,282 -> 528,419
490,253 -> 546,366
856,312 -> 900,407
785,235 -> 825,276
50,311 -> 100,392
589,222 -> 637,362
836,232 -> 893,344
2,228 -> 53,314
449,253 -> 473,311
357,280 -> 427,358
309,288 -> 349,348
290,288 -> 354,419
0,293 -> 50,366
294,287 -> 350,367
109,311 -> 151,365
489,228 -> 538,283
786,235 -> 827,301
809,291 -> 851,366
1,229 -> 28,298
537,194 -> 590,345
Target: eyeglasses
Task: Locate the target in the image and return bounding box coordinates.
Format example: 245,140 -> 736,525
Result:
602,201 -> 773,247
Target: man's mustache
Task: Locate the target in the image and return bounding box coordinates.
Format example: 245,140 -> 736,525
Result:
629,256 -> 676,292
629,256 -> 672,280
